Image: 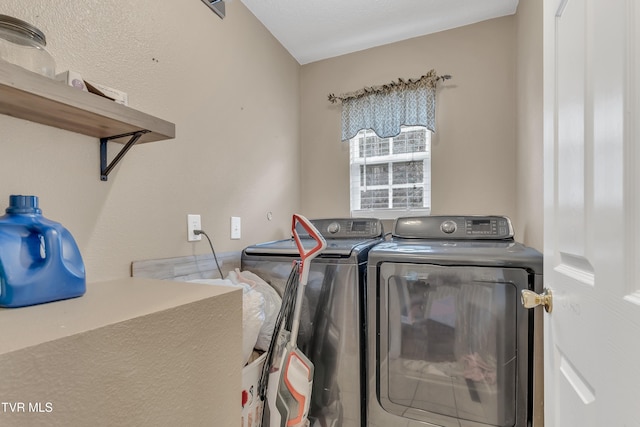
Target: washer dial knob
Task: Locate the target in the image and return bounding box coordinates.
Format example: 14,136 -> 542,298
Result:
440,220 -> 457,234
327,222 -> 341,234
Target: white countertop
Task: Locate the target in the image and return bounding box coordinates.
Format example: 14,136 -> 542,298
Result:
0,277 -> 239,354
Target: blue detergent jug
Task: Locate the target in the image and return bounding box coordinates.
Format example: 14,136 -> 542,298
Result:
0,195 -> 86,308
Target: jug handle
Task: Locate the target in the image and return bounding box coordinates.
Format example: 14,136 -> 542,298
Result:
29,224 -> 62,266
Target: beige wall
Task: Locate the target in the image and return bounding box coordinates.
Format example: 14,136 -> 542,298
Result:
515,0 -> 544,251
0,1 -> 544,276
300,17 -> 518,229
0,0 -> 301,282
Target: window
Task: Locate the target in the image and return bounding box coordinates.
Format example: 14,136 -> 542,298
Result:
350,126 -> 431,219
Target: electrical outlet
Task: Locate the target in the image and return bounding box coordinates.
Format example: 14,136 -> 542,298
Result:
231,216 -> 241,240
187,214 -> 202,242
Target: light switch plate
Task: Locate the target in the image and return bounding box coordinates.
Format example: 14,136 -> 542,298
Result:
231,216 -> 241,240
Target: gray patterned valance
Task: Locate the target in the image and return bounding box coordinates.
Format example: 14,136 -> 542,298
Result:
328,69 -> 450,141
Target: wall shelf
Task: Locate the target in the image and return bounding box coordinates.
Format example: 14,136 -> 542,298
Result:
0,60 -> 176,180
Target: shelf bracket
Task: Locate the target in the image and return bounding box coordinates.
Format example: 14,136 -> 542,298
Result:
100,130 -> 150,181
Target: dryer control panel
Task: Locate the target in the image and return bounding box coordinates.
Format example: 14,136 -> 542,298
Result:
394,215 -> 514,240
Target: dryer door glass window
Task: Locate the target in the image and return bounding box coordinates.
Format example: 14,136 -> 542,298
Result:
377,263 -> 524,427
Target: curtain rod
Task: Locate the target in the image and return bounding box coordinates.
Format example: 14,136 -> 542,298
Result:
328,71 -> 452,104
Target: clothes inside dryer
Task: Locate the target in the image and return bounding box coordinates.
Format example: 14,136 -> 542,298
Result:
382,263 -> 520,426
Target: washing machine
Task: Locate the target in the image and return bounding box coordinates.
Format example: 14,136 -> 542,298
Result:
366,215 -> 543,427
241,218 -> 385,427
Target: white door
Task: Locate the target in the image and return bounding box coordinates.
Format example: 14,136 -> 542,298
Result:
543,0 -> 640,425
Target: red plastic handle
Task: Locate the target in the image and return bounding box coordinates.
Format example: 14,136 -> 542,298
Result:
291,214 -> 326,274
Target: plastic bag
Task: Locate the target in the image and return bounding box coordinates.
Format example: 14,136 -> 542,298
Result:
227,269 -> 282,351
188,278 -> 265,367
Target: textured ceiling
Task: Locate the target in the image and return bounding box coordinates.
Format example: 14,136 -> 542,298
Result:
240,0 -> 520,64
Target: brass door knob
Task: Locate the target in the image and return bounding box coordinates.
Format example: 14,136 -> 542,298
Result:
521,289 -> 553,313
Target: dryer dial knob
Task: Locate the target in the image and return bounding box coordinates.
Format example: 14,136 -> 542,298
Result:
327,222 -> 341,234
441,220 -> 457,234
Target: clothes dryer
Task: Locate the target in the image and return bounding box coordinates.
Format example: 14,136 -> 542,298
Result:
242,218 -> 384,427
366,216 -> 543,427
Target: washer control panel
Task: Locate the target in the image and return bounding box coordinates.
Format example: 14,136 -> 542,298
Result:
296,218 -> 384,239
394,215 -> 513,239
